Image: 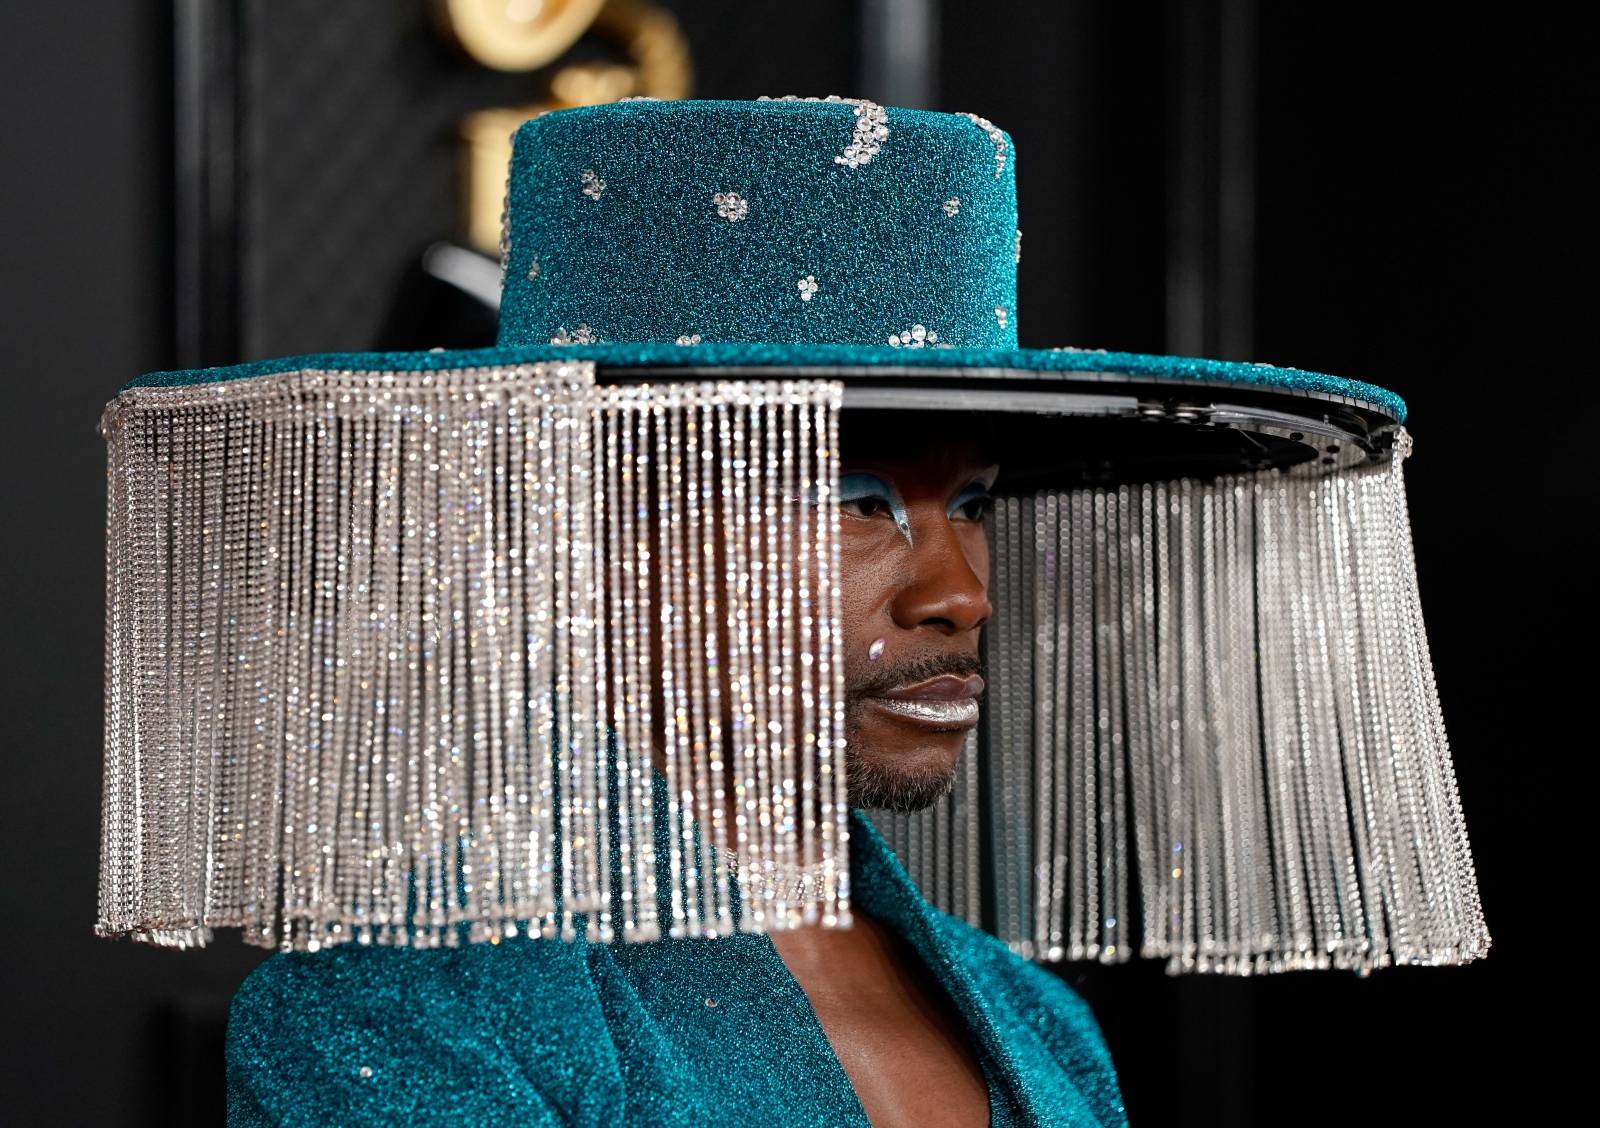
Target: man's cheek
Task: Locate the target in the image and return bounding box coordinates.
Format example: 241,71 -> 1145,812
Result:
834,535 -> 880,643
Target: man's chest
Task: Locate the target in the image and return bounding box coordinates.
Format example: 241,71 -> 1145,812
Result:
772,918 -> 993,1127
806,981 -> 993,1127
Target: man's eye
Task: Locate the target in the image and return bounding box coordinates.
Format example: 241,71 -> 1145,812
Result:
843,496 -> 889,518
954,494 -> 995,521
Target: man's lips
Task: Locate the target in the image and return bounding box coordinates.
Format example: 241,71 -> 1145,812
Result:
867,673 -> 984,728
878,673 -> 986,701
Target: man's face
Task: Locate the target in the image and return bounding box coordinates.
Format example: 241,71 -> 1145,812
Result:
634,407 -> 997,821
837,419 -> 996,812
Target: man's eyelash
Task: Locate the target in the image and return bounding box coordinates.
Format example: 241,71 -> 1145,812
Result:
948,487 -> 996,518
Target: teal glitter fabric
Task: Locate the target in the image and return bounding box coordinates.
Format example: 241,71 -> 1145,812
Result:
498,100 -> 1019,350
225,802 -> 1128,1126
117,98 -> 1408,423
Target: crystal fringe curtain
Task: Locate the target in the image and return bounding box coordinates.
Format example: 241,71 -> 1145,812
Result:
591,380 -> 851,939
885,431 -> 1490,974
97,363 -> 846,951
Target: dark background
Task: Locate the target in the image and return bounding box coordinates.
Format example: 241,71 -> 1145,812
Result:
0,1 -> 1585,1123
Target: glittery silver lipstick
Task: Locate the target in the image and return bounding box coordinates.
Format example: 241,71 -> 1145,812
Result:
870,696 -> 981,726
869,672 -> 985,728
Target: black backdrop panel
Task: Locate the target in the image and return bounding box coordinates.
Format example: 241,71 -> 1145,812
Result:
222,0 -> 857,362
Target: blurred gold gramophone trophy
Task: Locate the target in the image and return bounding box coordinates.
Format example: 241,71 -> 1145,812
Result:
386,1 -> 691,346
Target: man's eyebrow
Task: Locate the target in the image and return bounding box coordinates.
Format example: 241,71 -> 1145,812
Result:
962,464 -> 1001,491
832,464 -> 998,493
836,470 -> 904,498
838,470 -> 895,487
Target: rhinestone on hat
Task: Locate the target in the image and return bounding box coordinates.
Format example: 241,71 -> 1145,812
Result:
550,324 -> 598,345
888,324 -> 939,348
580,169 -> 606,200
759,94 -> 889,168
958,112 -> 1007,178
713,192 -> 749,221
797,275 -> 819,302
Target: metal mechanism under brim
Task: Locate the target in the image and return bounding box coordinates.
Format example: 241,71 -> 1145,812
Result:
611,361 -> 1403,488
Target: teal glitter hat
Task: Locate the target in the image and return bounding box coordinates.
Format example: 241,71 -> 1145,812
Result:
96,97 -> 1487,974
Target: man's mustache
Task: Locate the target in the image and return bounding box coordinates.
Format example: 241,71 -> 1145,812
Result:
848,651 -> 986,698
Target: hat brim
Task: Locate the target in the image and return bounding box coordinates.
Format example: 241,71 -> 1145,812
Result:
125,341 -> 1405,487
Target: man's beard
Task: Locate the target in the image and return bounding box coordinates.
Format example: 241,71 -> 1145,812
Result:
844,652 -> 984,813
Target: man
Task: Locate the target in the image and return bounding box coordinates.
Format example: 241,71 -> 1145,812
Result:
770,423 -> 1005,1125
224,416 -> 1128,1126
104,95 -> 1475,1128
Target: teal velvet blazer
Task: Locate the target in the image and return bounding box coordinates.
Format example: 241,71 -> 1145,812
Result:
225,809 -> 1128,1126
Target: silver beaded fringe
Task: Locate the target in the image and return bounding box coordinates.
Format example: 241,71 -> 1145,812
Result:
99,364 -> 1487,974
97,363 -> 848,951
882,431 -> 1490,975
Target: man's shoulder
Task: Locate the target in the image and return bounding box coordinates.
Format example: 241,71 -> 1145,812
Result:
227,937 -> 611,1126
233,931 -> 599,1024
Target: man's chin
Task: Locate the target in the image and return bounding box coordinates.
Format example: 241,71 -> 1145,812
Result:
848,775 -> 955,813
842,723 -> 966,812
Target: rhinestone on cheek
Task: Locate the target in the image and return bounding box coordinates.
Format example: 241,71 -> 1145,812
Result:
868,638 -> 885,661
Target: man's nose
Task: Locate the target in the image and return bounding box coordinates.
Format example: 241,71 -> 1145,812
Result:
887,513 -> 992,635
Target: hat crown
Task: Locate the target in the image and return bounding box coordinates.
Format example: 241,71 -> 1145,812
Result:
497,98 -> 1019,350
